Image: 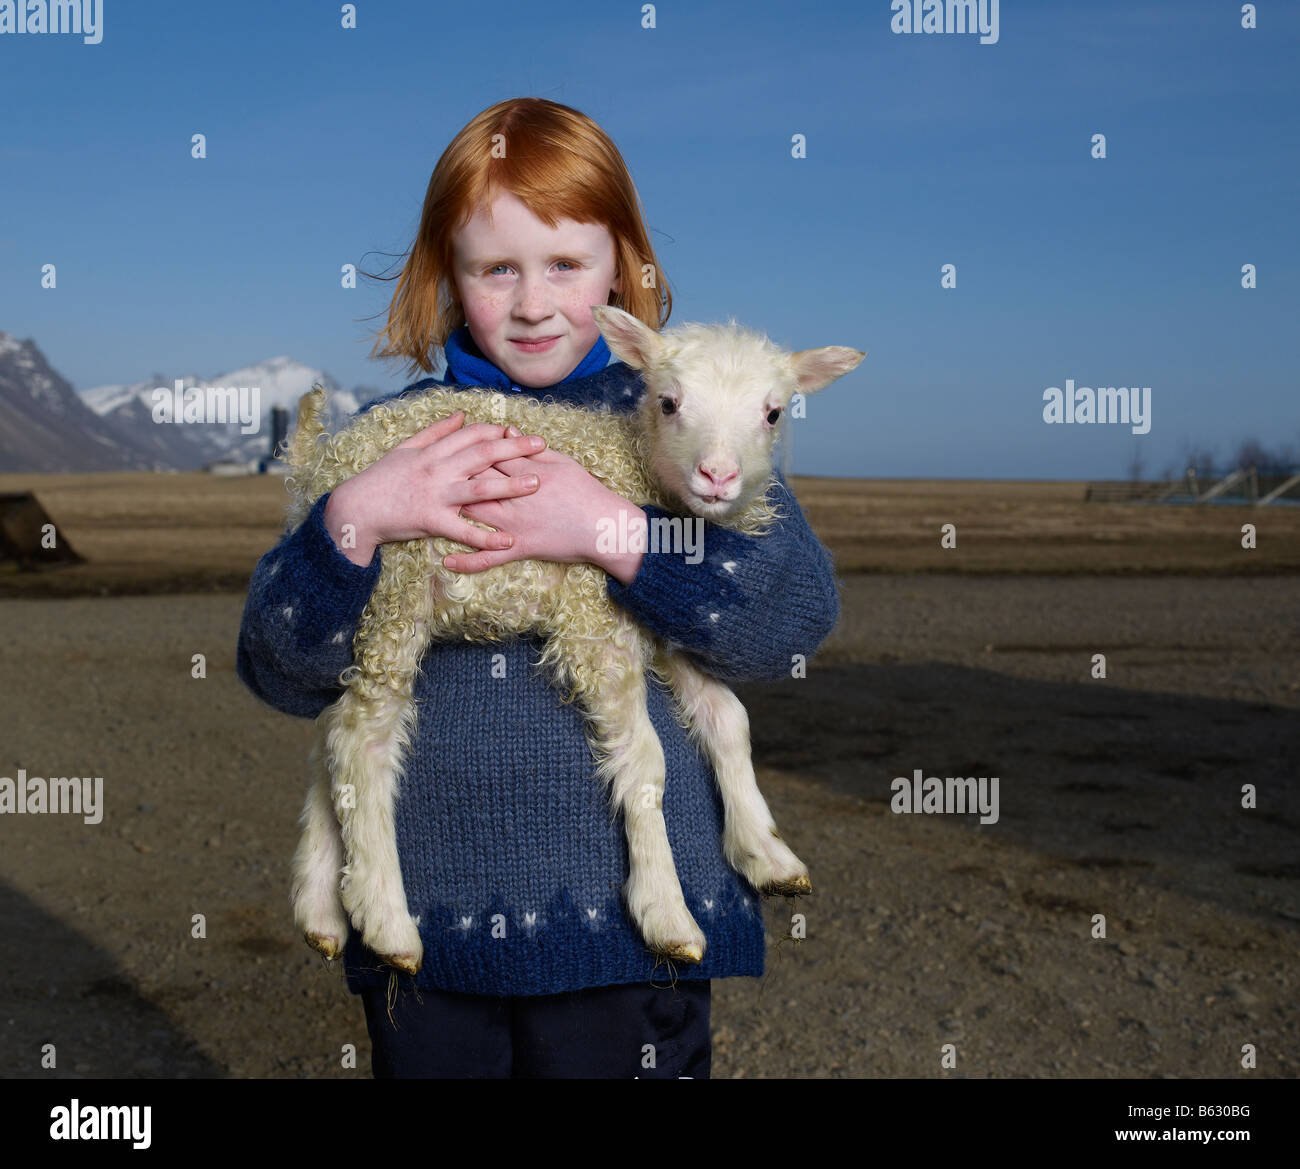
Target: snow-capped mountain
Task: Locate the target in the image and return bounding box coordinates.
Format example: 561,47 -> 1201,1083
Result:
81,372 -> 201,417
76,372 -> 212,469
81,357 -> 364,464
0,330 -> 381,472
0,332 -> 170,471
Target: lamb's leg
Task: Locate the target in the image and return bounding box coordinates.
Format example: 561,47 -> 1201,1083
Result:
290,727 -> 349,959
548,614 -> 707,963
323,553 -> 439,975
616,700 -> 709,964
329,685 -> 425,974
653,647 -> 812,897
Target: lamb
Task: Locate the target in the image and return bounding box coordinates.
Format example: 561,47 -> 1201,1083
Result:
284,305 -> 864,974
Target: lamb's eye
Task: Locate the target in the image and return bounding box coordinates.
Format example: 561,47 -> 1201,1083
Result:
660,398 -> 677,415
766,407 -> 782,425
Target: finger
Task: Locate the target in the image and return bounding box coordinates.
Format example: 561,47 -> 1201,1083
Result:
458,472 -> 539,505
490,454 -> 534,475
450,434 -> 546,478
443,546 -> 518,574
395,411 -> 466,450
459,499 -> 505,527
498,445 -> 567,466
447,519 -> 514,551
490,446 -> 570,475
421,420 -> 514,459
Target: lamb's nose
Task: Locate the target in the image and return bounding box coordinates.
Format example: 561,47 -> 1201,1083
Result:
698,463 -> 739,490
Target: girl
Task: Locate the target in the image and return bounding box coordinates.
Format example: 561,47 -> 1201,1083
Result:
236,97 -> 841,1078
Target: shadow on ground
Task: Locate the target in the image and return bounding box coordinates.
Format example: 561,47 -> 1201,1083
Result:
0,881 -> 223,1078
736,662 -> 1300,929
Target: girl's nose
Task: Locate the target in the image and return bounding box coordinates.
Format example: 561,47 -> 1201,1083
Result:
513,277 -> 554,319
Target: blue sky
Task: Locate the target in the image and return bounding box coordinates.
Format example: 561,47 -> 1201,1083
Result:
1,0 -> 1296,479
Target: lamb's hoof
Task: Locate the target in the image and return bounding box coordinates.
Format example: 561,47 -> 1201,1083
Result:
762,873 -> 813,897
358,913 -> 424,975
381,952 -> 422,975
627,875 -> 707,966
305,932 -> 342,960
656,939 -> 705,965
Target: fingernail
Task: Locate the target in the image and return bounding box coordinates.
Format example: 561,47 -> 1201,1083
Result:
507,425 -> 520,436
525,475 -> 539,487
530,436 -> 544,448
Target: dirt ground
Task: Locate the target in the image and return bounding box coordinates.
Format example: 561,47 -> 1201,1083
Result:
0,474 -> 1296,1078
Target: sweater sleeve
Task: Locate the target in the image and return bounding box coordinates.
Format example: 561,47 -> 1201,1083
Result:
604,470 -> 841,684
235,492 -> 383,719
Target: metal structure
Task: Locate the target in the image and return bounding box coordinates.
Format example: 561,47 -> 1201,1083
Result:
0,492 -> 83,569
1085,466 -> 1300,506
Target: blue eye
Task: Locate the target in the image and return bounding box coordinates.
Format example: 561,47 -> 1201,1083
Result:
485,262 -> 576,275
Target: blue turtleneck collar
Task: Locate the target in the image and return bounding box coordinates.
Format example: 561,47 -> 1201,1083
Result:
439,325 -> 613,393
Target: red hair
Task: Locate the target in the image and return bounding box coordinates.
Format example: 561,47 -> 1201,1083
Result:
368,97 -> 673,379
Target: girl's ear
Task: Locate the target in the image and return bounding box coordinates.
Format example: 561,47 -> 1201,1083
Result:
591,305 -> 663,369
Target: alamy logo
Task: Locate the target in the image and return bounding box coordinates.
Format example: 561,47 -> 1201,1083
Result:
891,768 -> 1000,824
50,1100 -> 150,1149
595,512 -> 704,563
0,0 -> 103,44
152,379 -> 262,434
0,769 -> 103,824
890,0 -> 999,45
1043,380 -> 1151,435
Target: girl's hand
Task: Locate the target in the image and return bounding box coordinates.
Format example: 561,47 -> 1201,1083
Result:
323,411 -> 548,566
449,427 -> 647,581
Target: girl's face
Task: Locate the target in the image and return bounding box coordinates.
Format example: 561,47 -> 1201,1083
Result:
450,189 -> 623,389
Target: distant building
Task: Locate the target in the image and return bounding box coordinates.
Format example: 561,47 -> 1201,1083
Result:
258,405 -> 291,474
269,406 -> 289,459
204,457 -> 257,477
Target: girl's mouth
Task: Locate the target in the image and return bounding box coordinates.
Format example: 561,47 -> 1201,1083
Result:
511,336 -> 561,353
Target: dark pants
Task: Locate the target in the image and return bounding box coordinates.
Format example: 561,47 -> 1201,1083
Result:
360,979 -> 711,1078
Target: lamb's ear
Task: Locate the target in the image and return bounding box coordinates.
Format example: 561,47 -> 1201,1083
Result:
788,346 -> 866,394
591,305 -> 664,370
287,385 -> 328,471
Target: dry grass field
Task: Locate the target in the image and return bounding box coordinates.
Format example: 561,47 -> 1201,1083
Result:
0,471 -> 1296,1079
798,476 -> 1300,575
2,472 -> 1298,598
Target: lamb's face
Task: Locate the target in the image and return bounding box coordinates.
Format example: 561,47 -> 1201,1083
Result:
642,349 -> 798,523
590,305 -> 866,523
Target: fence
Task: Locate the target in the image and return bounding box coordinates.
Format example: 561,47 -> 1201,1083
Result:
1084,466 -> 1300,505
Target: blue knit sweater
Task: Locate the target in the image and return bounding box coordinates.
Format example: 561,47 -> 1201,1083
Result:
236,324 -> 842,997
